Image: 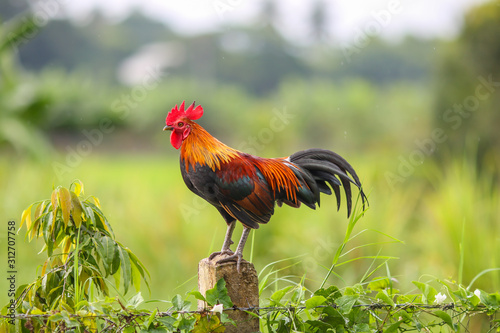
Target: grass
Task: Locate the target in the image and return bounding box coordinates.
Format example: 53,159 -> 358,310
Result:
0,149 -> 499,309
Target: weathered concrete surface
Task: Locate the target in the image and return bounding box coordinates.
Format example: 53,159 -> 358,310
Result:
198,254 -> 259,333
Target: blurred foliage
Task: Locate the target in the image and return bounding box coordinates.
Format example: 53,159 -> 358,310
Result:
433,1 -> 500,165
0,1 -> 441,158
18,12 -> 175,77
0,16 -> 52,159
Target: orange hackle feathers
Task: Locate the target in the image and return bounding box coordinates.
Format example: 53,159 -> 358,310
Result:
181,122 -> 240,171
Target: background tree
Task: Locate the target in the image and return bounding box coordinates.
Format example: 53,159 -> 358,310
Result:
310,0 -> 329,42
433,1 -> 500,165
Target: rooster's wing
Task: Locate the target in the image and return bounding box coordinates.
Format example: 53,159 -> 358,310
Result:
181,159 -> 276,229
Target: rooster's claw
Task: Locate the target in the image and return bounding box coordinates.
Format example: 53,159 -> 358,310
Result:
209,249 -> 234,260
217,253 -> 243,273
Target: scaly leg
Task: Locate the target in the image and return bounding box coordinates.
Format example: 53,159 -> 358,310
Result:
217,226 -> 251,273
209,221 -> 236,260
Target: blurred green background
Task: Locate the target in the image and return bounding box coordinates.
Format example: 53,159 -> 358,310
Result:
0,0 -> 499,307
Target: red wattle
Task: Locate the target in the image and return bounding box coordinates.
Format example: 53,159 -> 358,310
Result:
170,131 -> 183,149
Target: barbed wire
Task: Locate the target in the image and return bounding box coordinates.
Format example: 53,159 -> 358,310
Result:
0,302 -> 493,320
2,303 -> 498,333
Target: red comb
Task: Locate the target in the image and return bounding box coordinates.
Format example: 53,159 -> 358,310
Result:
166,101 -> 203,125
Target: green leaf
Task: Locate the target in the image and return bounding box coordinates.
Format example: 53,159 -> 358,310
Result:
34,201 -> 46,222
383,320 -> 403,333
434,310 -> 455,330
177,317 -> 196,331
305,320 -> 333,331
123,326 -> 136,333
376,290 -> 395,308
189,291 -> 207,303
118,246 -> 132,294
270,286 -> 293,306
127,248 -> 150,292
291,284 -> 306,304
368,277 -> 391,292
336,295 -> 359,315
48,312 -> 64,323
172,294 -> 183,311
314,285 -> 342,303
15,284 -> 28,299
85,201 -> 114,236
131,259 -> 141,292
70,191 -> 83,227
157,316 -> 176,330
220,311 -> 236,326
412,281 -> 438,304
43,208 -> 54,230
344,284 -> 364,296
98,236 -> 117,276
398,309 -> 412,322
144,308 -> 157,330
397,294 -> 421,304
172,294 -> 191,312
127,292 -> 144,309
205,278 -> 233,308
71,179 -> 84,196
349,306 -> 370,327
305,295 -> 326,310
113,265 -> 121,289
477,290 -> 500,309
111,247 -> 121,276
353,323 -> 371,332
216,278 -> 233,307
21,204 -> 33,233
58,187 -> 72,227
51,188 -> 59,215
84,205 -> 96,227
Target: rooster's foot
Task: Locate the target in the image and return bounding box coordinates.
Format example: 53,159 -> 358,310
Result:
216,252 -> 243,273
209,249 -> 234,260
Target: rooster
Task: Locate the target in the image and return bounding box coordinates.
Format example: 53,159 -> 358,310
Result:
164,101 -> 367,271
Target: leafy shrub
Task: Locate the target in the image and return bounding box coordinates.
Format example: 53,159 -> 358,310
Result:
1,180 -> 149,331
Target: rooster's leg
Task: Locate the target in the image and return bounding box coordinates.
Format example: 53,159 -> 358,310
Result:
221,221 -> 236,251
217,226 -> 251,273
209,221 -> 236,260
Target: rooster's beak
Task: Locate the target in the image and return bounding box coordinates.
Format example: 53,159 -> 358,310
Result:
163,125 -> 173,131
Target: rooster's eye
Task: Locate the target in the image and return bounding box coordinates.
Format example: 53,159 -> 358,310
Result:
177,122 -> 184,127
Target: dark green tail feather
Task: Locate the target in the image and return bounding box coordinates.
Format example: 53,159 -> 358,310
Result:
289,148 -> 367,217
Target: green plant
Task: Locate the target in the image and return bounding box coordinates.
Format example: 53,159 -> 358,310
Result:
2,180 -> 149,331
254,276 -> 500,332
320,197 -> 402,289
